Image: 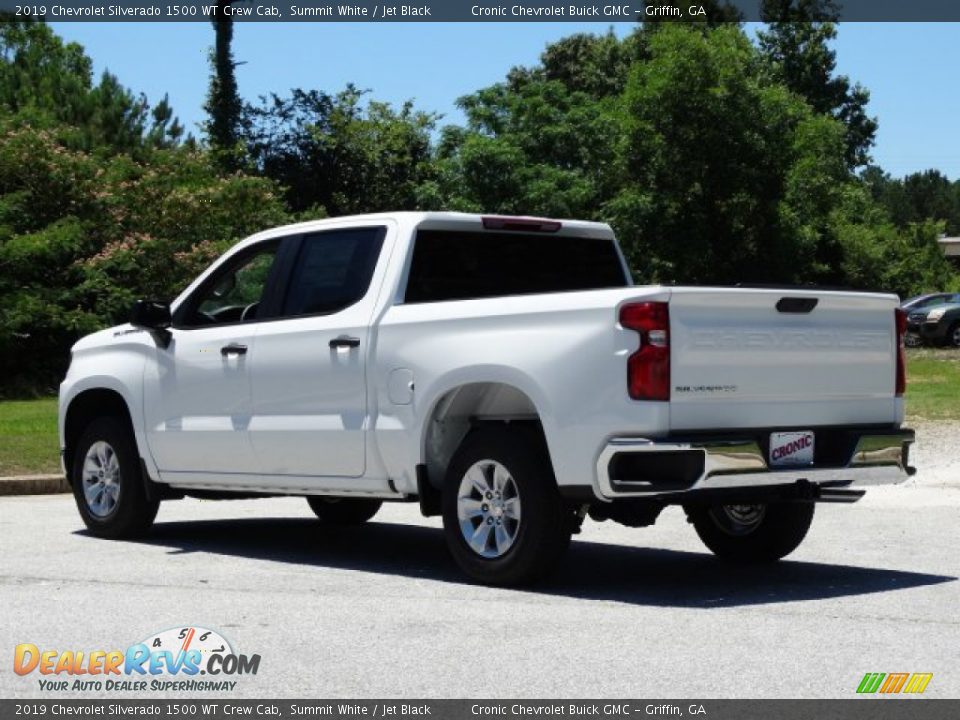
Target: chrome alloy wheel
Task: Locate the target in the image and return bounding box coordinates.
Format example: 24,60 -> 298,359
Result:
712,503 -> 766,536
81,441 -> 121,518
952,325 -> 960,348
457,459 -> 522,559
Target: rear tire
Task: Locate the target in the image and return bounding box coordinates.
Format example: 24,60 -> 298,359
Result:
72,417 -> 159,538
306,497 -> 382,525
686,501 -> 814,563
442,427 -> 571,585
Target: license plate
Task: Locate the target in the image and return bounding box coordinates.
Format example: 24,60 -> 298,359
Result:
769,431 -> 814,467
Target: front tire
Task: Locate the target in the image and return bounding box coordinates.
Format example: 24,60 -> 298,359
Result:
442,427 -> 571,585
306,497 -> 382,525
72,417 -> 159,538
686,501 -> 814,563
947,321 -> 960,348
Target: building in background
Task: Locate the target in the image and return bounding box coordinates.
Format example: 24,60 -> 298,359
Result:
939,236 -> 960,263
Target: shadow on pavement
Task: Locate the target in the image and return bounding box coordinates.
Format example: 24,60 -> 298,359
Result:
83,517 -> 956,608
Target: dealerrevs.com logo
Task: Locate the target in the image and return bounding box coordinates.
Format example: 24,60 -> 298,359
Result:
14,626 -> 261,693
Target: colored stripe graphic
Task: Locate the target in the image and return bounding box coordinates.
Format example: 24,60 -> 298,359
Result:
880,673 -> 910,693
857,673 -> 885,693
857,672 -> 933,694
903,673 -> 933,694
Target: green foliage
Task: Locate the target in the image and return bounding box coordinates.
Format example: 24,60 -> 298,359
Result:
507,30 -> 642,99
863,167 -> 960,236
80,150 -> 289,318
436,23 -> 956,295
245,86 -> 438,216
204,6 -> 244,170
435,35 -> 623,219
757,2 -> 877,168
0,121 -> 289,393
0,19 -> 184,154
827,184 -> 957,296
612,25 -> 854,284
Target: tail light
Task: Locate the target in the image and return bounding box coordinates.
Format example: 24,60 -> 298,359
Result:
895,308 -> 907,397
620,301 -> 670,401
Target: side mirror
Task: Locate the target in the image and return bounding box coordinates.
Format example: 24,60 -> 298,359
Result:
131,300 -> 173,349
131,299 -> 172,329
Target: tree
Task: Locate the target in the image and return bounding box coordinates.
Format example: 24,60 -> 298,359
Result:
432,28 -> 633,219
0,121 -> 290,393
758,0 -> 877,168
829,182 -> 957,296
204,1 -> 244,170
244,86 -> 437,216
0,18 -> 183,155
146,94 -> 185,149
436,24 -> 880,286
609,24 -> 850,285
505,31 -> 642,99
435,78 -> 619,218
863,167 -> 960,236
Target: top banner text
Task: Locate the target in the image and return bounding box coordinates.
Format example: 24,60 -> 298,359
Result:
4,0 -> 960,22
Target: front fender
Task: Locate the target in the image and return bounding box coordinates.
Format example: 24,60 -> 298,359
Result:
59,338 -> 156,480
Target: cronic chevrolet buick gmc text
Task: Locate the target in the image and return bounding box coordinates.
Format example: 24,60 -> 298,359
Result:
59,213 -> 916,584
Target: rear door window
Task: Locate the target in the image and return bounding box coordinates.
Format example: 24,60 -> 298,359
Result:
279,227 -> 385,318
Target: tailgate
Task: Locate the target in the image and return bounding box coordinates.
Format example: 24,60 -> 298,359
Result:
668,288 -> 900,430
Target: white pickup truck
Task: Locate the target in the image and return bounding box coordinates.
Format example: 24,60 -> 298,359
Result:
59,212 -> 915,584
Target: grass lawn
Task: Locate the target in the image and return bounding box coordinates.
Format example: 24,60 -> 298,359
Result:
903,348 -> 960,421
0,397 -> 60,475
0,351 -> 957,476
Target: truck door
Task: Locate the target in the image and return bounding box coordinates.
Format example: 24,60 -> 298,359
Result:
248,225 -> 388,478
143,239 -> 282,479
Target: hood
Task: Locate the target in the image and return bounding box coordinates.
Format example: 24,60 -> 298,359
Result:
70,323 -> 149,353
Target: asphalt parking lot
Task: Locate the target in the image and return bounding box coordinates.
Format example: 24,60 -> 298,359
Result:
1,476 -> 957,699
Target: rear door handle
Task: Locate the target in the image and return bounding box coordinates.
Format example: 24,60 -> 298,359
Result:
329,336 -> 360,349
220,343 -> 248,356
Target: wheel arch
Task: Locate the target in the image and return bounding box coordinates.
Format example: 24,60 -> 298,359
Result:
419,375 -> 556,491
63,388 -> 138,486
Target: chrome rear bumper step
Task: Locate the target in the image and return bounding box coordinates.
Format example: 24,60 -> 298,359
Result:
595,429 -> 915,500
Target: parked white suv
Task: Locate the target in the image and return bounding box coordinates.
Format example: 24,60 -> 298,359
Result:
59,212 -> 915,584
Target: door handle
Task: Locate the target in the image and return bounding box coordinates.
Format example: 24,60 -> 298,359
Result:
220,343 -> 248,356
329,336 -> 360,349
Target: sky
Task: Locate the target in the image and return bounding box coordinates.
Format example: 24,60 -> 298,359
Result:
51,21 -> 960,179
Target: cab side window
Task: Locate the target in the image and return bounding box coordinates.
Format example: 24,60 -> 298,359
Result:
178,242 -> 279,328
280,227 -> 384,318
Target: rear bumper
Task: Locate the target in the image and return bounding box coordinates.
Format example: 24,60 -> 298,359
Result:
594,428 -> 915,501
